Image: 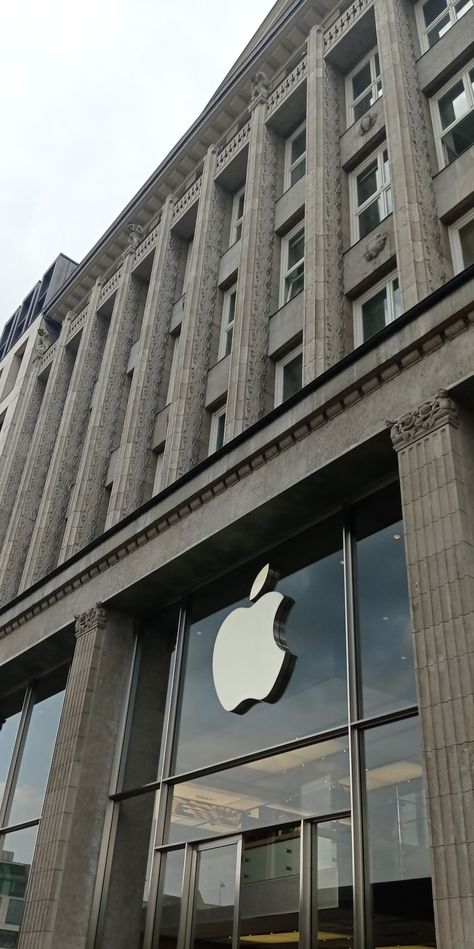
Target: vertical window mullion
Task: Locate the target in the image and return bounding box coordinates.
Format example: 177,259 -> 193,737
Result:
299,820 -> 314,949
0,685 -> 34,831
232,837 -> 243,949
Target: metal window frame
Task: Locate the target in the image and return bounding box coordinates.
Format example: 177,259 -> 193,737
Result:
345,46 -> 382,127
218,283 -> 237,359
209,404 -> 227,455
349,143 -> 392,244
280,222 -> 305,306
353,271 -> 400,346
274,343 -> 303,406
230,186 -> 245,246
284,120 -> 307,191
431,60 -> 474,168
449,205 -> 474,273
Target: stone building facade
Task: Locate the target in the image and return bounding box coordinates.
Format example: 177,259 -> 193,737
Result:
0,0 -> 473,947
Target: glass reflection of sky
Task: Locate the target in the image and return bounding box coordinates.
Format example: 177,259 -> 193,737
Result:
8,691 -> 64,827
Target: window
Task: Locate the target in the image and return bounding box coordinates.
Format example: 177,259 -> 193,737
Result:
152,449 -> 164,495
350,145 -> 392,242
450,208 -> 474,271
280,224 -> 304,304
275,345 -> 303,405
433,63 -> 474,166
230,186 -> 245,244
416,0 -> 472,51
346,47 -> 382,124
218,284 -> 237,358
165,333 -> 180,405
354,274 -> 401,344
209,405 -> 226,454
285,121 -> 306,189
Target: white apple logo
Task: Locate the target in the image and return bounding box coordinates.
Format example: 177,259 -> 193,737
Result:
212,564 -> 295,714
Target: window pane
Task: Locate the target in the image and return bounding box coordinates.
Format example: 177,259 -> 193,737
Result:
353,93 -> 372,121
288,232 -> 304,269
352,62 -> 371,100
153,848 -> 185,949
422,0 -> 447,27
374,52 -> 380,78
0,694 -> 24,800
8,685 -> 65,827
216,413 -> 226,451
438,80 -> 468,129
361,287 -> 388,341
392,278 -> 401,319
442,109 -> 474,161
237,192 -> 245,219
355,488 -> 416,717
455,0 -> 473,15
459,217 -> 474,267
191,844 -> 236,949
427,13 -> 451,45
290,158 -> 306,187
0,826 -> 38,948
225,325 -> 233,356
364,718 -> 436,948
240,825 -> 300,949
356,160 -> 378,206
286,264 -> 304,301
227,292 -> 236,326
358,199 -> 381,239
291,129 -> 306,164
314,820 -> 353,947
235,222 -> 242,243
167,738 -> 350,843
282,353 -> 303,401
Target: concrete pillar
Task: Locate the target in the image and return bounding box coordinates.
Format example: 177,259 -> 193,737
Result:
0,314 -> 78,604
304,27 -> 346,382
60,247 -> 146,560
375,0 -> 448,309
19,280 -> 108,590
163,146 -> 226,484
225,73 -> 278,439
105,199 -> 180,525
17,605 -> 135,949
389,390 -> 474,948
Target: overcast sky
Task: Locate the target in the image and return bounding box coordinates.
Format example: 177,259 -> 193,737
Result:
0,0 -> 274,333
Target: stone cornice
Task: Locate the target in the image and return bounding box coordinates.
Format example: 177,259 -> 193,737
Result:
388,389 -> 459,450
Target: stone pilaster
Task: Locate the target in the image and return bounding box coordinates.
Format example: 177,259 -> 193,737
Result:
19,280 -> 108,590
59,249 -> 146,560
0,315 -> 78,604
18,605 -> 135,949
105,199 -> 180,525
163,146 -> 226,484
389,391 -> 474,948
225,73 -> 278,439
375,0 -> 448,309
304,26 -> 345,382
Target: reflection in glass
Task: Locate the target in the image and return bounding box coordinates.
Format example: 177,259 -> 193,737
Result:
0,826 -> 38,948
0,694 -> 23,799
459,217 -> 474,267
191,844 -> 237,949
282,353 -> 303,402
364,718 -> 436,948
361,287 -> 388,339
314,820 -> 353,948
240,825 -> 300,949
167,738 -> 349,843
153,848 -> 185,949
8,688 -> 64,827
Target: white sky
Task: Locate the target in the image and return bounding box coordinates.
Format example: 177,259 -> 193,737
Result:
0,0 -> 274,333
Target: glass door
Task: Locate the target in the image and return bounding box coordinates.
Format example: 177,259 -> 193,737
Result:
240,824 -> 300,949
188,838 -> 240,949
311,819 -> 353,949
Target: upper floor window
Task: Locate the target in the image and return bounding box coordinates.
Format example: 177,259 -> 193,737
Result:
432,63 -> 474,166
416,0 -> 472,51
230,187 -> 245,244
350,144 -> 392,242
209,404 -> 226,454
346,47 -> 382,125
275,344 -> 303,405
219,284 -> 237,359
280,224 -> 304,305
354,273 -> 401,344
165,332 -> 180,405
285,122 -> 306,189
449,207 -> 474,271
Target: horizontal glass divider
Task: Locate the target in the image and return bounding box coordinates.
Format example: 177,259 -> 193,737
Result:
110,781 -> 161,803
349,704 -> 418,731
0,816 -> 40,836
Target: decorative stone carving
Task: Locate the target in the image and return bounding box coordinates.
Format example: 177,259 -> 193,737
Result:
127,222 -> 144,249
359,112 -> 376,135
250,71 -> 270,107
324,60 -> 346,368
364,231 -> 387,261
387,389 -> 459,449
33,326 -> 53,361
75,603 -> 107,637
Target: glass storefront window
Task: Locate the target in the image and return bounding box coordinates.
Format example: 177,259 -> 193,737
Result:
0,826 -> 38,948
8,687 -> 64,828
314,819 -> 353,948
0,694 -> 23,795
153,848 -> 185,949
240,825 -> 300,949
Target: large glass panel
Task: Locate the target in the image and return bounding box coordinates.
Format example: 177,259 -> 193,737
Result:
358,200 -> 381,239
363,718 -> 436,948
282,353 -> 303,401
288,231 -> 304,270
352,62 -> 371,100
190,843 -> 237,949
314,819 -> 353,948
0,826 -> 37,948
0,694 -> 24,808
240,825 -> 300,949
356,160 -> 377,206
438,80 -> 468,129
153,848 -> 185,949
361,287 -> 388,340
167,738 -> 350,844
442,110 -> 474,161
459,217 -> 474,267
355,485 -> 416,717
173,518 -> 346,774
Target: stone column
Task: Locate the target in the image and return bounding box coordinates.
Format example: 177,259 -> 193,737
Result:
163,146 -> 226,484
0,314 -> 78,604
19,279 -> 108,590
60,247 -> 146,561
375,0 -> 448,309
105,199 -> 180,526
18,605 -> 135,949
225,73 -> 278,439
389,390 -> 474,947
303,26 -> 346,382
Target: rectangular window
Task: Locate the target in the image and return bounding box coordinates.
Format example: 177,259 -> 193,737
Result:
450,208 -> 474,271
275,345 -> 303,405
165,333 -> 180,405
218,284 -> 237,359
230,186 -> 245,245
433,63 -> 474,166
280,224 -> 304,305
350,145 -> 392,242
285,122 -> 306,189
354,274 -> 401,345
209,405 -> 226,454
416,0 -> 472,51
346,47 -> 382,125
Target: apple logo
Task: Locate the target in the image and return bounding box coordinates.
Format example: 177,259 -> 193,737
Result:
212,564 -> 295,714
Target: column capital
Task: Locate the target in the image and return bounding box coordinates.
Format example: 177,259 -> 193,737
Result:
387,389 -> 459,450
75,602 -> 107,638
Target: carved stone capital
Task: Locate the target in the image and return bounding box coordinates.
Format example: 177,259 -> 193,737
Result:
364,231 -> 387,261
75,603 -> 107,638
387,390 -> 459,450
250,71 -> 270,109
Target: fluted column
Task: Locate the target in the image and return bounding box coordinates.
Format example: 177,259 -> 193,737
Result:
303,26 -> 346,382
225,73 -> 278,439
19,279 -> 108,589
105,199 -> 180,525
375,0 -> 448,308
389,391 -> 474,948
163,146 -> 226,484
60,247 -> 146,560
0,313 -> 78,604
18,605 -> 135,949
